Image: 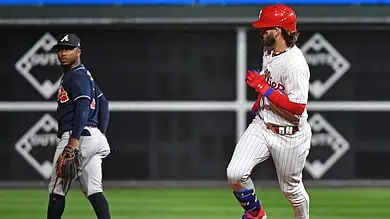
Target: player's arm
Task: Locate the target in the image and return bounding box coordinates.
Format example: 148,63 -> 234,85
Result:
246,68 -> 308,116
69,72 -> 92,148
96,85 -> 109,135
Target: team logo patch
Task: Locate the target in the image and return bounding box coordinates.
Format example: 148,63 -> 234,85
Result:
57,86 -> 69,103
60,34 -> 69,42
301,33 -> 350,99
15,114 -> 58,179
305,113 -> 350,179
15,33 -> 62,99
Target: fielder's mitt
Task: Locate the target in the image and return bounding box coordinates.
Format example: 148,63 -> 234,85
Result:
56,145 -> 81,192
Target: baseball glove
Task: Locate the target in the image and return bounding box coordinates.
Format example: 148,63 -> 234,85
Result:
56,145 -> 81,193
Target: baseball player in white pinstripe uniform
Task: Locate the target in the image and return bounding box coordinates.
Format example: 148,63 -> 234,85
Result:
226,5 -> 312,219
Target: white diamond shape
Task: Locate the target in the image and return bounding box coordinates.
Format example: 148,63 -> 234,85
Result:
301,33 -> 351,99
15,33 -> 61,99
305,113 -> 350,179
15,114 -> 58,179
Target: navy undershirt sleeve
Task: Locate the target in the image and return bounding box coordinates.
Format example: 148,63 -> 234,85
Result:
98,95 -> 109,134
70,72 -> 92,140
71,98 -> 90,140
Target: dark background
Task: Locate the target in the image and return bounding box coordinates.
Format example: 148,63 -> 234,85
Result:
1,23 -> 390,181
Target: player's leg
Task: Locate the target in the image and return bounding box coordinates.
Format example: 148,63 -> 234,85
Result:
47,138 -> 68,219
78,128 -> 111,219
78,154 -> 111,219
268,124 -> 311,219
226,117 -> 270,218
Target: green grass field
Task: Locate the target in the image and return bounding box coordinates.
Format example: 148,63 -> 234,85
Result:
1,188 -> 389,219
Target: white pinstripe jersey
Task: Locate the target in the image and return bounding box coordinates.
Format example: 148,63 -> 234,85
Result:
258,45 -> 310,127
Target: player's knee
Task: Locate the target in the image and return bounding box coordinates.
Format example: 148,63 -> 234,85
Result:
281,184 -> 297,195
226,166 -> 239,183
282,190 -> 296,200
226,166 -> 248,184
86,184 -> 103,197
87,191 -> 103,198
281,186 -> 306,204
87,188 -> 103,197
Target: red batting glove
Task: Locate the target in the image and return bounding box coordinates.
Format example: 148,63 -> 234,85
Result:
245,70 -> 270,95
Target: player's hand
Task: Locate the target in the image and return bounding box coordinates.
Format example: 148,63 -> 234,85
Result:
245,70 -> 268,94
67,137 -> 80,149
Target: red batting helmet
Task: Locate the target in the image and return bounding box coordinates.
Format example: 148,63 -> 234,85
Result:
252,4 -> 297,33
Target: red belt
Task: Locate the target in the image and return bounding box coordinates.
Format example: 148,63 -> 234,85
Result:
265,123 -> 299,135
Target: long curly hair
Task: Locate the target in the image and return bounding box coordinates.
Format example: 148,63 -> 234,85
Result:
281,28 -> 300,47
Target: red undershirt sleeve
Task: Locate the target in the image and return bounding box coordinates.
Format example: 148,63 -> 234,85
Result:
266,91 -> 306,115
261,66 -> 309,115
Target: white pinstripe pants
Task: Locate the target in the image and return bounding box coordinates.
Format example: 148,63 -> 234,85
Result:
227,115 -> 311,219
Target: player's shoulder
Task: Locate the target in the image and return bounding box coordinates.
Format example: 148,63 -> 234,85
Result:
71,65 -> 88,74
282,46 -> 309,74
287,46 -> 305,58
70,65 -> 91,78
286,46 -> 309,66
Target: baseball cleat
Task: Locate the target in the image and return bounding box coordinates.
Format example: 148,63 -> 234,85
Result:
242,206 -> 267,219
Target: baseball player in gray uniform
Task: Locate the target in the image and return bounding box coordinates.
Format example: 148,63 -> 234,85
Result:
47,33 -> 111,219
